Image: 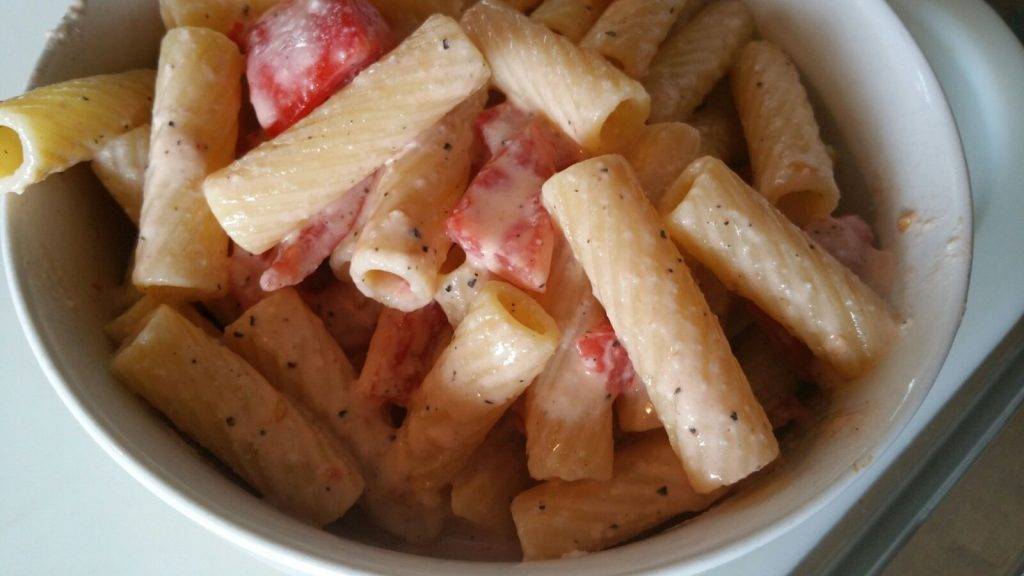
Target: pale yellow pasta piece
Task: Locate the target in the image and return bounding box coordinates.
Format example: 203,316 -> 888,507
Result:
159,0 -> 274,33
731,40 -> 840,224
105,292 -> 218,345
530,0 -> 612,43
616,386 -> 661,432
542,155 -> 777,493
689,80 -> 747,166
112,305 -> 364,525
433,259 -> 493,326
368,0 -> 463,38
511,433 -> 722,560
91,124 -> 149,225
661,157 -> 897,378
205,15 -> 491,254
224,289 -> 394,469
133,28 -> 241,299
644,0 -> 753,122
350,91 -> 485,312
622,122 -> 700,205
450,419 -> 531,535
0,69 -> 155,195
526,240 -> 614,481
370,281 -> 558,541
580,0 -> 691,79
462,0 -> 649,153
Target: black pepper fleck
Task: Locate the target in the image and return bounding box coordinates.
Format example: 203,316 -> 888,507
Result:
657,486 -> 668,496
730,411 -> 738,421
226,416 -> 236,427
232,331 -> 244,338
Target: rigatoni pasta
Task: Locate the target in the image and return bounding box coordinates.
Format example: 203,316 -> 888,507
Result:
731,40 -> 840,223
526,240 -> 615,481
450,419 -> 532,535
204,14 -> 491,254
112,305 -> 365,525
133,27 -> 241,299
689,80 -> 747,166
91,124 -> 149,225
349,91 -> 485,311
622,122 -> 701,205
579,0 -> 690,79
512,433 -> 723,560
661,157 -> 897,378
462,0 -> 650,153
530,0 -> 612,43
542,155 -> 778,493
224,289 -> 394,468
643,0 -> 753,122
0,69 -> 154,195
159,0 -> 275,33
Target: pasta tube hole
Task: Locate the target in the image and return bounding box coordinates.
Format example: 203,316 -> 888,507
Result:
777,189 -> 827,227
486,282 -> 557,338
362,270 -> 413,301
0,126 -> 23,178
599,98 -> 648,153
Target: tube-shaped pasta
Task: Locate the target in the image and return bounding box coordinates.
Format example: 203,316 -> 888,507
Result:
689,80 -> 747,166
622,122 -> 700,205
133,28 -> 241,299
204,14 -> 491,254
349,91 -> 485,312
661,157 -> 897,378
0,69 -> 155,195
112,305 -> 365,525
379,281 -> 558,491
91,124 -> 150,225
370,281 -> 558,540
530,0 -> 612,43
511,433 -> 722,560
433,259 -> 492,327
450,419 -> 531,535
159,0 -> 277,33
731,41 -> 840,224
462,0 -> 649,153
580,0 -> 690,79
643,0 -> 753,122
224,289 -> 394,468
105,293 -> 218,345
542,155 -> 778,493
526,240 -> 614,481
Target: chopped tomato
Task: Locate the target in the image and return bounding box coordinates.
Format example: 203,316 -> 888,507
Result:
476,102 -> 533,160
575,321 -> 636,397
358,303 -> 452,406
260,172 -> 378,291
245,0 -> 392,136
446,112 -> 579,292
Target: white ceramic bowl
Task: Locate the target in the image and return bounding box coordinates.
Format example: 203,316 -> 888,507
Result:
2,1 -> 971,574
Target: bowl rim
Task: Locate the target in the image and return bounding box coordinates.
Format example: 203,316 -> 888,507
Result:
1,0 -> 973,573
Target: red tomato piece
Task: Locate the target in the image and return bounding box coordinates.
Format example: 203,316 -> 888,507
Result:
358,303 -> 452,406
446,114 -> 579,291
575,321 -> 637,397
245,0 -> 392,136
260,172 -> 378,292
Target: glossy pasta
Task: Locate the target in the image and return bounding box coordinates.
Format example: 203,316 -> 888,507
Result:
112,305 -> 365,525
133,27 -> 241,298
643,0 -> 753,122
204,14 -> 491,254
661,157 -> 897,378
622,121 -> 701,205
731,40 -> 840,223
91,124 -> 150,225
0,69 -> 154,195
542,155 -> 778,493
530,0 -> 612,43
462,0 -> 649,153
349,91 -> 485,311
580,0 -> 692,79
